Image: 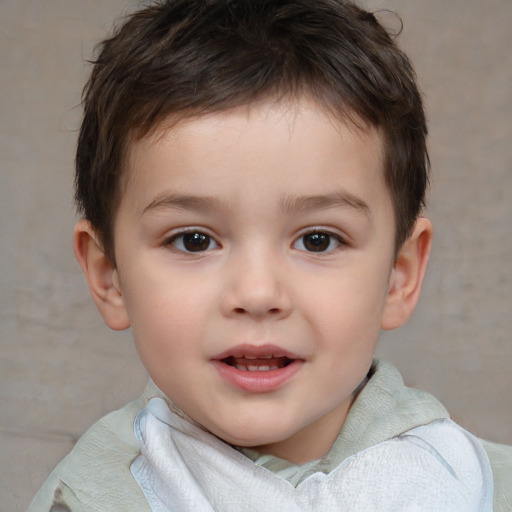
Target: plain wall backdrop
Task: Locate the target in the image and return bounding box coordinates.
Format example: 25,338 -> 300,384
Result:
1,1 -> 511,510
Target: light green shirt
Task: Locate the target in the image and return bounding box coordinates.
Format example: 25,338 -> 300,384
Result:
28,360 -> 512,511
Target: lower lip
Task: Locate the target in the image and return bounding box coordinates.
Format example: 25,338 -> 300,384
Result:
211,360 -> 303,393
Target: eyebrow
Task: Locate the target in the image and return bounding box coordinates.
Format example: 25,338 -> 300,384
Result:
142,193 -> 228,216
279,191 -> 371,217
142,190 -> 370,217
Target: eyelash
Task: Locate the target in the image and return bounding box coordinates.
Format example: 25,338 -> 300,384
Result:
165,228 -> 346,254
165,230 -> 220,253
292,230 -> 346,253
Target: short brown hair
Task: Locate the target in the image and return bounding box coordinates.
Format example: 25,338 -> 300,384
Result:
76,0 -> 428,262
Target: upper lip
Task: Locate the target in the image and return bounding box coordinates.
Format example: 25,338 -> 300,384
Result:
211,344 -> 302,361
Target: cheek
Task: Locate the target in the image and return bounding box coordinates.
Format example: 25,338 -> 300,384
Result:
127,285 -> 213,397
122,268 -> 217,354
302,266 -> 389,335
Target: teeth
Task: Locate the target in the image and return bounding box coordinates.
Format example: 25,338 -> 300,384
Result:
234,365 -> 278,372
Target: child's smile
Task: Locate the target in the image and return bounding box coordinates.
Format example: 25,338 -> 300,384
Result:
211,343 -> 305,393
111,98 -> 401,463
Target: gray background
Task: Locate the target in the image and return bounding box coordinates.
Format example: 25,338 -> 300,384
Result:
1,1 -> 511,510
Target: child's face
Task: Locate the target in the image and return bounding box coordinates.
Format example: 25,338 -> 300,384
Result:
113,99 -> 398,462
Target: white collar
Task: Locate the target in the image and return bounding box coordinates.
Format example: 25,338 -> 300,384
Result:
131,396 -> 493,512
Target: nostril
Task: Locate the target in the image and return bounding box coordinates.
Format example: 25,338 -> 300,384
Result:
232,306 -> 281,315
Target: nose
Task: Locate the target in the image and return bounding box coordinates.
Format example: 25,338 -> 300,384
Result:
220,252 -> 292,321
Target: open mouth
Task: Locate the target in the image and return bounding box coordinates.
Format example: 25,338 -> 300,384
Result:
212,345 -> 303,391
222,355 -> 293,372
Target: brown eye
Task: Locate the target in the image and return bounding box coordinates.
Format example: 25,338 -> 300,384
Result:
294,231 -> 342,252
303,233 -> 330,252
170,231 -> 218,252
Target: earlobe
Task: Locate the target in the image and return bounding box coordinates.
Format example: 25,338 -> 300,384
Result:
380,217 -> 433,331
73,219 -> 130,331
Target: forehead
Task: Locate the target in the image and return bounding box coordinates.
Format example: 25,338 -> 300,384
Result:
122,98 -> 389,215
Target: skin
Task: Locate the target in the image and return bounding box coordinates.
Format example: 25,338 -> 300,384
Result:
75,98 -> 432,464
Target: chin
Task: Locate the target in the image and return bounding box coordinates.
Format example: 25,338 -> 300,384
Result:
213,422 -> 296,451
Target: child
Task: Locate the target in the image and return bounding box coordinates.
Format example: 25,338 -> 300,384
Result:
29,0 -> 511,510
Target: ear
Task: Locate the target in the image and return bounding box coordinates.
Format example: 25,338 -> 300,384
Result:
380,217 -> 433,331
73,219 -> 130,331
